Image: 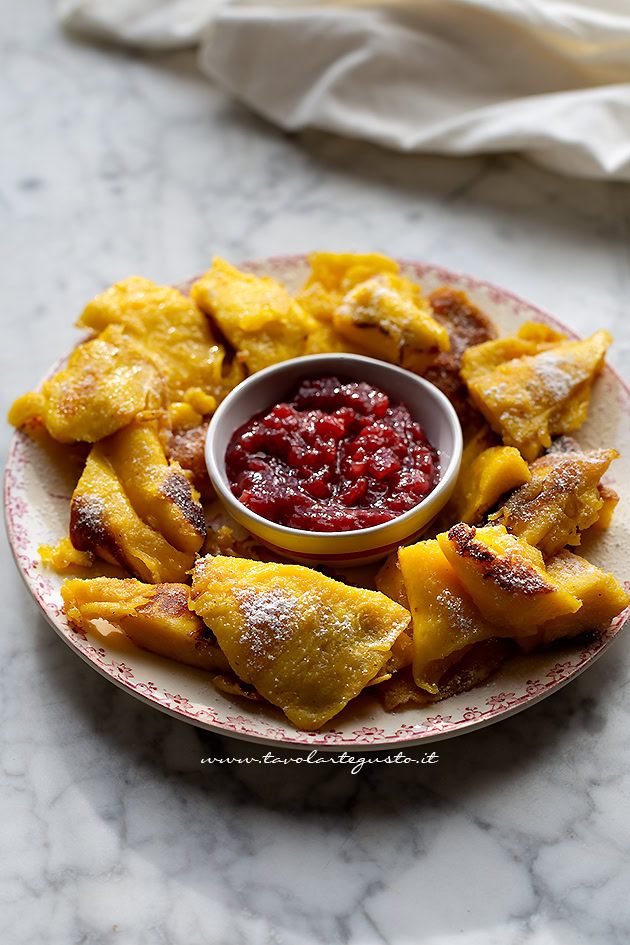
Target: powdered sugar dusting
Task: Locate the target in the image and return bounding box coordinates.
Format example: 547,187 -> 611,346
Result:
232,582 -> 363,677
548,549 -> 593,576
494,449 -> 614,553
534,349 -> 580,401
337,275 -> 406,323
495,552 -> 553,595
435,589 -> 478,640
235,587 -> 299,667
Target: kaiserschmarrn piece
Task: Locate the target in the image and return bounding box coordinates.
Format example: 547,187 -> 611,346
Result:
461,326 -> 612,461
164,419 -> 212,499
436,523 -> 582,633
451,445 -> 531,524
296,252 -> 400,322
398,539 -> 502,694
189,555 -> 410,730
423,287 -> 497,424
489,446 -> 619,556
79,276 -> 240,409
461,322 -> 566,378
191,257 -> 319,374
376,640 -> 515,711
70,420 -> 206,583
525,550 -> 630,648
375,668 -> 433,711
332,273 -> 450,373
62,577 -> 229,673
394,525 -> 629,700
8,325 -> 165,443
432,423 -> 510,534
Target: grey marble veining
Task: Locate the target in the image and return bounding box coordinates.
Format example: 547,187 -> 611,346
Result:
3,2 -> 630,943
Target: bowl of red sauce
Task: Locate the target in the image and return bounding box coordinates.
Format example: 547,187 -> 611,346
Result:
205,354 -> 462,565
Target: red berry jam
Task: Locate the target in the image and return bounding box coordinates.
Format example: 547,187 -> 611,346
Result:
225,376 -> 440,532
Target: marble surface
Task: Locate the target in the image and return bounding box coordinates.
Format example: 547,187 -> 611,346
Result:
3,3 -> 630,943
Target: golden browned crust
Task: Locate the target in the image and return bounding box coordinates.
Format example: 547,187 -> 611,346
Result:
447,523 -> 554,596
165,421 -> 212,497
137,583 -> 191,620
133,582 -> 225,650
429,288 -> 497,356
160,469 -> 206,535
423,288 -> 497,423
69,494 -> 124,567
490,446 -> 618,555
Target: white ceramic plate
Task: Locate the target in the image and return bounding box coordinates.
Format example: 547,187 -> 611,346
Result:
5,256 -> 630,751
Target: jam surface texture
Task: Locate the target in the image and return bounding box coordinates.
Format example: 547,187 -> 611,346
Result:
225,376 -> 440,531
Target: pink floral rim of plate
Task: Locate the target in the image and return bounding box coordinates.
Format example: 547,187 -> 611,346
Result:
5,257 -> 630,750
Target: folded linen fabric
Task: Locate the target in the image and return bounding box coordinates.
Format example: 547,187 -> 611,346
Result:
57,0 -> 630,179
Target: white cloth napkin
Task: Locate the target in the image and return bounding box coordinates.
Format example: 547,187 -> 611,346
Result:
57,0 -> 630,180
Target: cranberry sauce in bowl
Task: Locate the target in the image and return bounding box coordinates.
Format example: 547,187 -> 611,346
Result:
206,353 -> 462,565
225,376 -> 440,532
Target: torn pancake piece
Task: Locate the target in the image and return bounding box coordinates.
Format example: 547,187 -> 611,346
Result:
61,577 -> 230,674
460,321 -> 566,380
525,550 -> 630,648
70,420 -> 205,583
489,446 -> 619,556
376,640 -> 514,711
461,327 -> 611,461
451,445 -> 531,524
332,273 -> 449,374
78,276 -> 240,407
99,420 -> 206,555
296,251 -> 400,322
189,555 -> 410,730
8,325 -> 165,443
436,524 -> 582,633
191,257 -> 318,374
398,539 -> 503,694
40,537 -> 94,571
